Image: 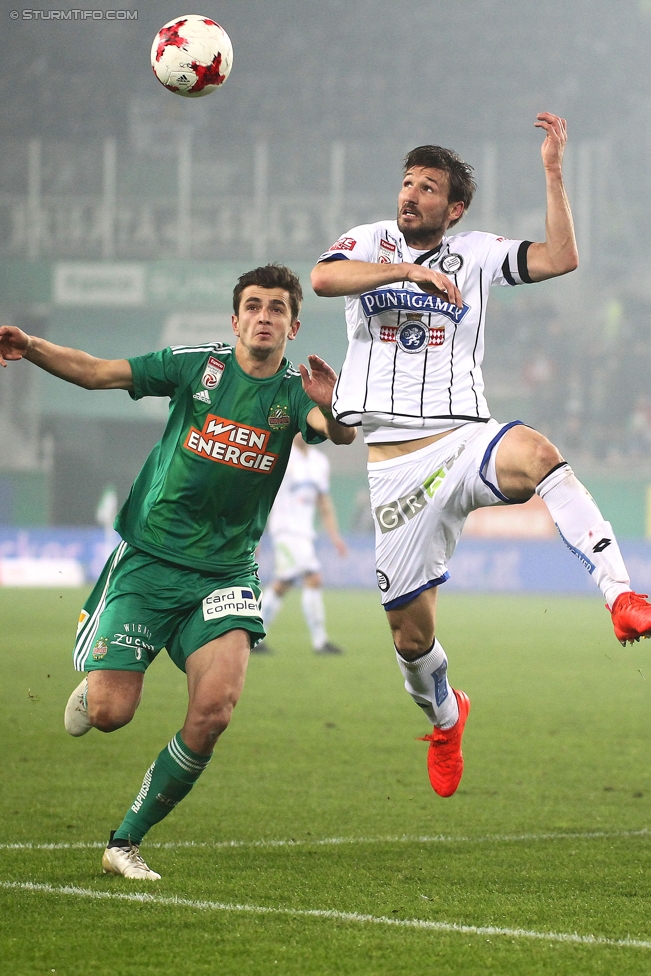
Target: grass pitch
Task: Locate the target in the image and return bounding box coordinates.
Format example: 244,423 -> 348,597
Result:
1,587 -> 651,975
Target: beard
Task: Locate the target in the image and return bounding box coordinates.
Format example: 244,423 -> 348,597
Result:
396,208 -> 447,247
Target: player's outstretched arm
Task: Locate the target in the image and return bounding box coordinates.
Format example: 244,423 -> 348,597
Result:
300,354 -> 356,445
0,326 -> 133,390
311,259 -> 462,307
526,113 -> 579,282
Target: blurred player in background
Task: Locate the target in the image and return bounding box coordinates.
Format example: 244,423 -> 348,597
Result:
0,264 -> 354,880
311,112 -> 651,800
257,433 -> 347,655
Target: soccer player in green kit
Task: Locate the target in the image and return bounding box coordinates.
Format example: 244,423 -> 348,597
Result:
0,264 -> 355,879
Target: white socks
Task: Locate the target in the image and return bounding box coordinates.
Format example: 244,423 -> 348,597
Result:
396,639 -> 459,729
260,588 -> 283,629
535,463 -> 631,607
302,587 -> 328,650
262,586 -> 329,651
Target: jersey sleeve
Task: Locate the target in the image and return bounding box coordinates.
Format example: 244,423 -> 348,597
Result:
462,232 -> 534,287
128,347 -> 182,400
317,223 -> 378,264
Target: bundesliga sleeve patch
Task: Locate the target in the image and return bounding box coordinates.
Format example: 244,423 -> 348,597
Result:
378,238 -> 396,264
202,586 -> 260,621
201,356 -> 225,389
184,414 -> 278,472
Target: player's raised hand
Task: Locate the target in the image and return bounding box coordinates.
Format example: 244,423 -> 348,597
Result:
404,265 -> 463,308
299,354 -> 338,410
0,326 -> 30,367
535,112 -> 567,172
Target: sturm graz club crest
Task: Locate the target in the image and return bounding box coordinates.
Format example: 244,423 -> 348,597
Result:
376,570 -> 390,592
440,253 -> 464,274
396,317 -> 428,353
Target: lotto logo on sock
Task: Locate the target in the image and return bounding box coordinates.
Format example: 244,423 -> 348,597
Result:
203,587 -> 260,621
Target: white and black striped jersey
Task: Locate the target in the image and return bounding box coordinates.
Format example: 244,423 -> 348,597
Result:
318,220 -> 532,443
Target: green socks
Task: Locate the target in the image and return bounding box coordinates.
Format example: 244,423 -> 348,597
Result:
113,732 -> 212,845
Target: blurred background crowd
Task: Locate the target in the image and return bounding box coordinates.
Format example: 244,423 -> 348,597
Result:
2,0 -> 651,533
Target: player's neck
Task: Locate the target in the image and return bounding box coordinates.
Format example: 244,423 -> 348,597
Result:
403,231 -> 445,251
234,343 -> 285,378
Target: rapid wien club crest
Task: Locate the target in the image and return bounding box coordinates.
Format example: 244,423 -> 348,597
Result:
92,636 -> 109,661
267,403 -> 290,430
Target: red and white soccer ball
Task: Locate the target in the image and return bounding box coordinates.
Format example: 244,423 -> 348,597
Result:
151,15 -> 233,97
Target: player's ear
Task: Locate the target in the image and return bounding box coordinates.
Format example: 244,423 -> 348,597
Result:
231,313 -> 240,337
448,201 -> 465,223
288,318 -> 300,341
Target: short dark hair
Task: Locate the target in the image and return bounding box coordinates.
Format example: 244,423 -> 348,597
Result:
404,146 -> 477,227
232,264 -> 303,321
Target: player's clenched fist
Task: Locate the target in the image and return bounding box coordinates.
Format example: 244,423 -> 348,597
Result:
0,325 -> 30,366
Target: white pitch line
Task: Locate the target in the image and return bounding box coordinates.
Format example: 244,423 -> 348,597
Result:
1,827 -> 650,853
1,880 -> 650,951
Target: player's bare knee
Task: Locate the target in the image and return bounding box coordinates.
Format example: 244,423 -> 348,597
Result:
503,429 -> 563,494
88,701 -> 135,733
390,621 -> 435,659
529,435 -> 563,483
387,598 -> 436,658
191,695 -> 237,737
539,439 -> 563,475
191,709 -> 232,746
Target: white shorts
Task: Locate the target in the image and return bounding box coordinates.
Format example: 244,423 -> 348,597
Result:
368,420 -> 524,609
272,533 -> 321,582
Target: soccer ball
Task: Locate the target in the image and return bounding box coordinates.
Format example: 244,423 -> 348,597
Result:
151,15 -> 233,97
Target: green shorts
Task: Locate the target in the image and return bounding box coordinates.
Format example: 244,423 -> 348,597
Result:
72,541 -> 264,674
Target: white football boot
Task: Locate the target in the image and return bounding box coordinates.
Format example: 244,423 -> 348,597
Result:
102,836 -> 161,880
64,677 -> 91,736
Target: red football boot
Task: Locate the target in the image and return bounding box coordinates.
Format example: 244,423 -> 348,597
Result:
418,689 -> 470,797
610,591 -> 651,645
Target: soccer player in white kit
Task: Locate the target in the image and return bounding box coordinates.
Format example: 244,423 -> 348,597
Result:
259,434 -> 347,654
311,112 -> 651,799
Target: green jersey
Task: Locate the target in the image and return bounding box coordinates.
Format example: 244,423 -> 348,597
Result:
115,342 -> 325,574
